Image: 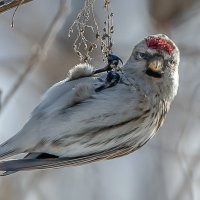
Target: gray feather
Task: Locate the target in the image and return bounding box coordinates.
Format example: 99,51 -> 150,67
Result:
0,146 -> 136,175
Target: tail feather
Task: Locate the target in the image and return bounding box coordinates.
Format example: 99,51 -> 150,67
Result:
0,156 -> 97,173
0,147 -> 128,176
0,132 -> 24,160
0,142 -> 20,160
0,158 -> 80,176
0,171 -> 17,176
0,152 -> 60,176
0,150 -> 110,175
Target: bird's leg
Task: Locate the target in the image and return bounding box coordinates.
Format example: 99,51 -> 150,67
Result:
94,54 -> 123,92
93,63 -> 112,74
95,71 -> 121,92
93,54 -> 123,74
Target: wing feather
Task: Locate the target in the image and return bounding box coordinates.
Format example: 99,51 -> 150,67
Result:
0,146 -> 134,174
0,69 -> 149,160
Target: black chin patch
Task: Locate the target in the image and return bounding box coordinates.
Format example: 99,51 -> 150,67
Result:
146,68 -> 162,78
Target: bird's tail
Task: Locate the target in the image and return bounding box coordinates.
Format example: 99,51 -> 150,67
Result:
0,136 -> 21,160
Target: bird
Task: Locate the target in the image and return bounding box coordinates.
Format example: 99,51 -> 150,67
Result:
0,34 -> 179,176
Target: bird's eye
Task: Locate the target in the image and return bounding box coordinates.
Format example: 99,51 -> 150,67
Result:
135,52 -> 147,60
168,59 -> 176,65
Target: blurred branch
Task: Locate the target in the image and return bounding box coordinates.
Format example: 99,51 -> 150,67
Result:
0,0 -> 70,113
0,0 -> 33,14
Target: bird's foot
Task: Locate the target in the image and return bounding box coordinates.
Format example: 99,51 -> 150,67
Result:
94,54 -> 123,74
95,71 -> 121,92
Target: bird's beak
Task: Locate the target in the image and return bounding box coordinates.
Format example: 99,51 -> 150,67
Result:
147,56 -> 164,73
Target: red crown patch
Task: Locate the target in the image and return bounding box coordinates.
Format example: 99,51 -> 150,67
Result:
146,36 -> 175,55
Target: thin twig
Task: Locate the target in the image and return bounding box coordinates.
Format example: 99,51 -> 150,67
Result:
0,0 -> 32,14
11,0 -> 25,27
0,0 -> 69,113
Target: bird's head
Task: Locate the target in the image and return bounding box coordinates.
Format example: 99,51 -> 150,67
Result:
124,34 -> 180,100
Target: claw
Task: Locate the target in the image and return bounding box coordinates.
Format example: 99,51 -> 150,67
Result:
94,54 -> 123,74
95,71 -> 120,92
107,54 -> 123,66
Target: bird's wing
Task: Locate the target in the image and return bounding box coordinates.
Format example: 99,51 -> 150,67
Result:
31,76 -> 97,116
32,63 -> 96,116
0,74 -> 151,174
0,70 -> 149,161
0,145 -> 139,174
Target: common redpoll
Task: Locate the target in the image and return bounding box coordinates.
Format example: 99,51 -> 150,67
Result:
0,34 -> 179,175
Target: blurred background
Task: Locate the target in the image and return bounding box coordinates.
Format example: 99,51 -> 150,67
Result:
0,0 -> 200,199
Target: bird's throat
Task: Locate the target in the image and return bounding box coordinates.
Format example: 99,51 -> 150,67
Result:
145,68 -> 162,78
